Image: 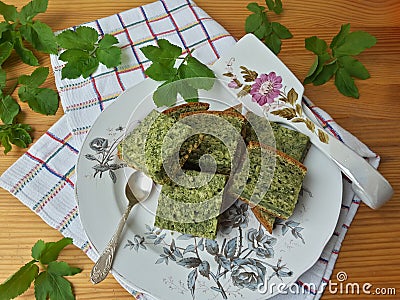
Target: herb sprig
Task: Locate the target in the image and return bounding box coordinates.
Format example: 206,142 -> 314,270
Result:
140,39 -> 215,107
304,24 -> 376,98
0,0 -> 122,154
56,26 -> 121,79
0,0 -> 58,154
245,0 -> 292,55
0,237 -> 82,300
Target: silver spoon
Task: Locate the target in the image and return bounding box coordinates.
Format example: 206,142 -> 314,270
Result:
90,171 -> 153,284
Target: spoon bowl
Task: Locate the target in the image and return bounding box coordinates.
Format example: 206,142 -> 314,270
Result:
90,171 -> 152,284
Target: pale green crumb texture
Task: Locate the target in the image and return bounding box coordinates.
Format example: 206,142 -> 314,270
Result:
252,206 -> 276,232
182,112 -> 245,175
120,109 -> 200,185
154,170 -> 227,239
245,111 -> 310,162
230,144 -> 306,219
145,113 -> 198,185
119,110 -> 160,173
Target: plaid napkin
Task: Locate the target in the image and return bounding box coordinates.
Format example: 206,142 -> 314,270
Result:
0,0 -> 379,299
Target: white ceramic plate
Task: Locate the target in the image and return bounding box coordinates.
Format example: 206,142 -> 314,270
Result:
76,35 -> 342,300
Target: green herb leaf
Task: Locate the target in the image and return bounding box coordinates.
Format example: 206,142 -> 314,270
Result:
335,67 -> 359,98
339,55 -> 370,79
247,2 -> 264,13
265,32 -> 282,55
333,30 -> 377,57
145,62 -> 177,81
0,132 -> 12,153
0,260 -> 39,299
272,22 -> 292,39
20,21 -> 57,54
304,24 -> 376,98
141,39 -> 216,106
96,45 -> 121,68
19,0 -> 48,25
330,23 -> 351,49
17,67 -> 59,115
39,237 -> 73,265
141,39 -> 182,65
31,240 -> 46,260
0,41 -> 13,65
305,36 -> 328,55
0,21 -> 10,39
34,271 -> 75,300
18,66 -> 49,87
0,94 -> 20,124
0,68 -> 6,89
245,1 -> 290,54
179,85 -> 198,103
98,34 -> 118,48
178,56 -> 215,89
253,21 -> 269,39
0,1 -> 18,22
57,27 -> 121,78
59,49 -> 100,79
245,12 -> 264,33
152,80 -> 178,107
0,123 -> 32,153
312,61 -> 338,86
265,0 -> 283,14
303,52 -> 331,84
14,34 -> 40,66
19,86 -> 59,115
9,124 -> 32,148
56,26 -> 98,51
47,261 -> 82,277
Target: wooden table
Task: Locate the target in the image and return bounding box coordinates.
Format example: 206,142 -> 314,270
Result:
1,0 -> 399,299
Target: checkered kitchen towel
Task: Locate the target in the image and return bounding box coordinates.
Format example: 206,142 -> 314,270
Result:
0,0 -> 380,299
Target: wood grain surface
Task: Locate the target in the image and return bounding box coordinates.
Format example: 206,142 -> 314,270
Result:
0,0 -> 399,299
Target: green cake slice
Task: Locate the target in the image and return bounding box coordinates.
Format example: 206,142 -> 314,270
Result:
230,142 -> 307,219
118,110 -> 201,185
118,109 -> 160,173
244,111 -> 310,228
251,207 -> 276,233
245,111 -> 310,162
180,110 -> 245,175
154,170 -> 228,239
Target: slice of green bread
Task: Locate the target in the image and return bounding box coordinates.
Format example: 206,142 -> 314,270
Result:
154,170 -> 228,239
252,207 -> 276,233
230,142 -> 307,219
162,102 -> 210,121
118,110 -> 201,185
180,110 -> 245,175
244,111 -> 310,229
118,109 -> 160,173
245,111 -> 310,162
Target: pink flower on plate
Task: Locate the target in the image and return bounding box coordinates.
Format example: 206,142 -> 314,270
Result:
250,72 -> 282,105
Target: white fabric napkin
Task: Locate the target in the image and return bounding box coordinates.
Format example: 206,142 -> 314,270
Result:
0,0 -> 379,299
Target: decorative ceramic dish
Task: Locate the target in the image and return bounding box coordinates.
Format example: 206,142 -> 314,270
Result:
76,34 -> 342,299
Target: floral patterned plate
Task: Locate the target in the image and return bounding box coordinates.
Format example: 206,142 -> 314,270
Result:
76,34 -> 342,300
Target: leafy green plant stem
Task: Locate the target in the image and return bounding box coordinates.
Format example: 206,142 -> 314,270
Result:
140,39 -> 216,107
245,1 -> 292,54
0,0 -> 123,154
303,23 -> 376,98
0,237 -> 82,300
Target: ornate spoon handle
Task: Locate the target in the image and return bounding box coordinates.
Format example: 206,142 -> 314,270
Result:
90,201 -> 135,284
